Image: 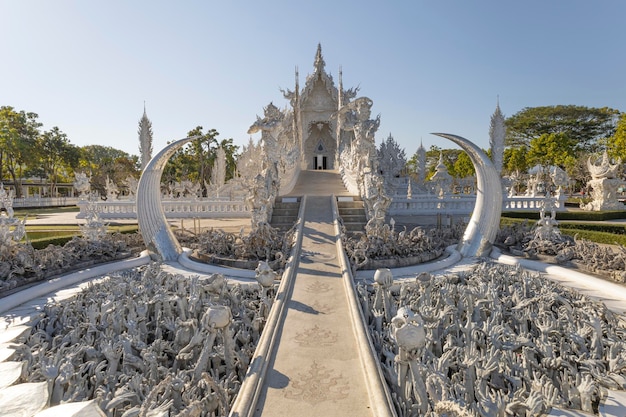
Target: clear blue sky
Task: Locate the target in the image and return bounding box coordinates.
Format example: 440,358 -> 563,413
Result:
2,1 -> 625,159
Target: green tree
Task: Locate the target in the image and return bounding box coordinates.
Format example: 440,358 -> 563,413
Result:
607,113 -> 626,161
423,146 -> 460,179
37,126 -> 80,196
165,128 -> 239,195
187,126 -> 218,192
0,106 -> 42,197
527,133 -> 577,168
505,105 -> 619,152
452,151 -> 475,178
217,137 -> 239,182
79,145 -> 139,196
503,146 -> 529,175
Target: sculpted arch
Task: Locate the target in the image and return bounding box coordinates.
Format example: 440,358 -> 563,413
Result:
136,136 -> 198,261
432,133 -> 503,257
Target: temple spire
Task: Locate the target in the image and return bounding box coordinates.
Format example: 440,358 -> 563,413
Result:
138,104 -> 153,171
294,66 -> 302,159
338,66 -> 343,109
314,43 -> 325,74
336,66 -> 343,161
489,97 -> 506,174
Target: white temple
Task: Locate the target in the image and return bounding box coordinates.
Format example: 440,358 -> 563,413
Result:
278,44 -> 363,171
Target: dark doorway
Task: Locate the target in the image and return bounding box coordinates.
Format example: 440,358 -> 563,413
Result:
313,156 -> 328,170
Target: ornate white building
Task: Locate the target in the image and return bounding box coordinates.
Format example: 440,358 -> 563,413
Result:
279,44 -> 363,170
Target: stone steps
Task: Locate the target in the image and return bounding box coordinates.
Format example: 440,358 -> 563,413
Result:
270,197 -> 301,231
251,195 -> 383,416
337,197 -> 367,233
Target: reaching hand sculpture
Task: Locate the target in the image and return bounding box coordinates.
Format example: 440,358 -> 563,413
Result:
359,260 -> 626,416
14,263 -> 269,416
391,306 -> 428,414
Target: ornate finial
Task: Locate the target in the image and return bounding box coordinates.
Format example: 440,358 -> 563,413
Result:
138,104 -> 153,170
338,66 -> 343,108
437,152 -> 445,169
314,43 -> 325,73
587,151 -> 621,179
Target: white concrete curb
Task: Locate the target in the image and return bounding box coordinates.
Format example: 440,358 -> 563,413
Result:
230,195 -> 307,417
354,244 -> 462,281
0,251 -> 151,315
332,195 -> 397,417
490,247 -> 626,314
177,249 -> 257,279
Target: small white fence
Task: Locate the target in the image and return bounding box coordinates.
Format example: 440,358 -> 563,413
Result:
389,194 -> 567,216
75,193 -> 567,220
77,198 -> 250,219
12,196 -> 80,208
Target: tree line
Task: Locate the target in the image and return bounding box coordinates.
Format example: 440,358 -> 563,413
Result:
0,106 -> 239,198
409,105 -> 625,189
4,103 -> 623,199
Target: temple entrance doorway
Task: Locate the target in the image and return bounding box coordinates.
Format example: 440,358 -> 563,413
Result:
303,121 -> 336,170
313,156 -> 328,170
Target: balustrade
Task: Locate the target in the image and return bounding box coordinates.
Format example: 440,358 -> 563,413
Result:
77,198 -> 250,219
388,194 -> 566,215
12,196 -> 80,208
75,191 -> 566,220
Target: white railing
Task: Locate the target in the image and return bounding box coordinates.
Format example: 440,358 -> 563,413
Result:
279,163 -> 300,196
12,196 -> 80,208
389,195 -> 477,215
339,166 -> 360,196
503,195 -> 567,211
77,198 -> 250,219
76,193 -> 568,219
389,194 -> 567,216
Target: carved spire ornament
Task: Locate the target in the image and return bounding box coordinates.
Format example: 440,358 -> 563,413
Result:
138,103 -> 154,171
489,98 -> 506,174
313,43 -> 325,74
587,151 -> 621,180
416,140 -> 426,184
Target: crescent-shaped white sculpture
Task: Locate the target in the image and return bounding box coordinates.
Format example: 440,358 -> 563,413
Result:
431,133 -> 502,258
137,136 -> 199,261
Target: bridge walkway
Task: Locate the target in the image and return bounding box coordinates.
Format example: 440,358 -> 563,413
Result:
251,169 -> 390,416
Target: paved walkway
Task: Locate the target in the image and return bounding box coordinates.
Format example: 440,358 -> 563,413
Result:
253,195 -> 375,416
284,170 -> 353,197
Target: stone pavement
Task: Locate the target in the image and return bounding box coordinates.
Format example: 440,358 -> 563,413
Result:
251,195 -> 381,416
284,169 -> 353,197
